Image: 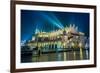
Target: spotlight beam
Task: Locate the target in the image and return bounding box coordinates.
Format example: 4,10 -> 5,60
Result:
39,12 -> 64,29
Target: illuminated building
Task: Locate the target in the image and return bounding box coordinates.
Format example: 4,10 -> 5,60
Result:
26,24 -> 89,54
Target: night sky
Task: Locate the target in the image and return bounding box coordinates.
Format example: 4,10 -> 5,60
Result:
21,10 -> 89,42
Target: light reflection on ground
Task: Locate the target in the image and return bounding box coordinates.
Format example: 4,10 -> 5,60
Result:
21,49 -> 89,63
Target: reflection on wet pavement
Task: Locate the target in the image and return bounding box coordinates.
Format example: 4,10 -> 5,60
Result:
21,49 -> 89,63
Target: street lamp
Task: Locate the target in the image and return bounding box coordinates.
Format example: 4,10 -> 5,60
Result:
71,42 -> 76,60
85,43 -> 89,59
79,42 -> 83,60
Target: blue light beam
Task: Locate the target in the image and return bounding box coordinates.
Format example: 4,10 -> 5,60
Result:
39,12 -> 64,29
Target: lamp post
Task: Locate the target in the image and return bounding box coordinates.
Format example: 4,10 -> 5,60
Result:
72,42 -> 76,60
85,43 -> 89,59
79,42 -> 83,60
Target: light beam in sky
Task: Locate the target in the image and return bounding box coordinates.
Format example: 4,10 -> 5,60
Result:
39,12 -> 64,29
